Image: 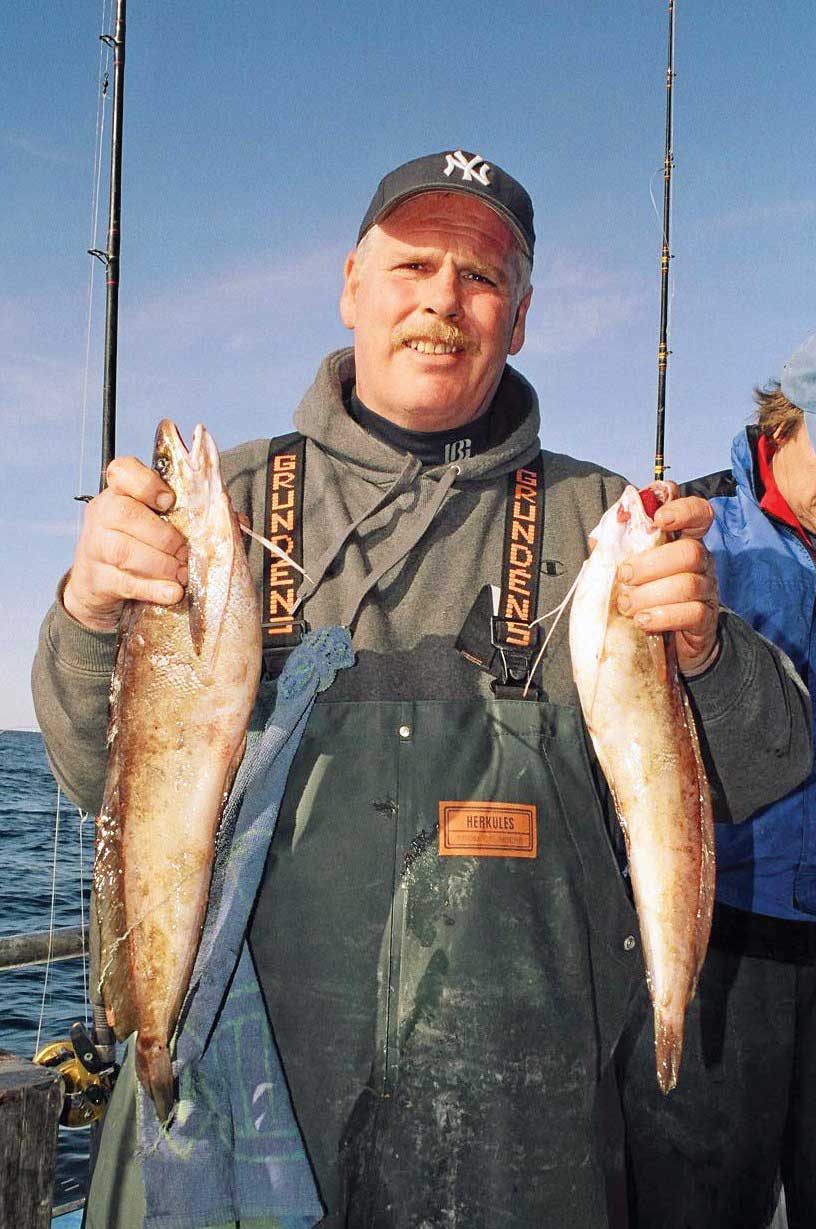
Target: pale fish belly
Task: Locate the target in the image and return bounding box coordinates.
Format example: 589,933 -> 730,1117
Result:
569,493 -> 714,1093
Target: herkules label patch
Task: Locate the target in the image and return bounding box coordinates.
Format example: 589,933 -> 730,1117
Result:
438,802 -> 537,858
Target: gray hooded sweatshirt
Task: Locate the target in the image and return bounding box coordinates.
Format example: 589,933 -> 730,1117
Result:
31,349 -> 811,1229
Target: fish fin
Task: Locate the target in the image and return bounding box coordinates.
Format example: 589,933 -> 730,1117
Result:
221,733 -> 246,806
94,768 -> 139,1040
187,511 -> 235,659
654,1010 -> 684,1095
95,613 -> 141,1038
101,963 -> 139,1040
682,688 -> 716,981
646,632 -> 669,685
136,1034 -> 175,1123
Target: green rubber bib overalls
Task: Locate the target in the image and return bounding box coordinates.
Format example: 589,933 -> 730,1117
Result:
250,691 -> 645,1228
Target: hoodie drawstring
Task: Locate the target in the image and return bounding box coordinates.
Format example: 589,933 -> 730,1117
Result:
295,453 -> 421,612
340,463 -> 461,632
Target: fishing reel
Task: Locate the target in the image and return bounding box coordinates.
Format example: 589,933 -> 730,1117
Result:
33,1021 -> 118,1128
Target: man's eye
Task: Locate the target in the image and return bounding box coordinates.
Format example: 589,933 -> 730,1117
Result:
465,272 -> 496,286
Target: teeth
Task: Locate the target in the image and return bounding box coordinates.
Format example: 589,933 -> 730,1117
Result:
406,340 -> 461,354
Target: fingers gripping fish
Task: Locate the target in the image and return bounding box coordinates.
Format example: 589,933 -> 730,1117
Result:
569,485 -> 715,1093
94,421 -> 261,1122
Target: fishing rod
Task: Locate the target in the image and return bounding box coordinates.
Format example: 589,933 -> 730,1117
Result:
37,0 -> 130,1131
89,0 -> 127,492
654,0 -> 675,482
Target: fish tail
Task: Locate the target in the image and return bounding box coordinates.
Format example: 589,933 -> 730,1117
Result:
654,1011 -> 684,1095
136,1034 -> 175,1123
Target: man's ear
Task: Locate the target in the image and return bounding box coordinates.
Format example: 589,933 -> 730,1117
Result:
508,286 -> 533,356
339,250 -> 358,331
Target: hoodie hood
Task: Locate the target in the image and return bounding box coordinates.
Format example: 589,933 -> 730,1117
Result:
293,348 -> 542,485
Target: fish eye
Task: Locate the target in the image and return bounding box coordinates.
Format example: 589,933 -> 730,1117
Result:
155,454 -> 171,478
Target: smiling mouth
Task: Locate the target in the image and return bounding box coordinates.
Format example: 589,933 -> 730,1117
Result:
403,339 -> 463,355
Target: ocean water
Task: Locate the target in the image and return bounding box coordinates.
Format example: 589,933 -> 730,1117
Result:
0,729 -> 92,1208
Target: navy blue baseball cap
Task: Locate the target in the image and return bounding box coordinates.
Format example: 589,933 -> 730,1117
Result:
781,333 -> 816,417
357,150 -> 535,259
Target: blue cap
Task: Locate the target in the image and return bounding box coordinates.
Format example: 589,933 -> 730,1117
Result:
781,333 -> 816,415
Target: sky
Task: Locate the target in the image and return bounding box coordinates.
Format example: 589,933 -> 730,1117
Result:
2,0 -> 814,730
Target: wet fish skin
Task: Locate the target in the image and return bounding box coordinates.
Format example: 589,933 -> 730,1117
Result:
569,485 -> 715,1093
94,420 -> 261,1121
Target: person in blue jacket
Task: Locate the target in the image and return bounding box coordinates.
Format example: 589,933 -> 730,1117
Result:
619,332 -> 816,1229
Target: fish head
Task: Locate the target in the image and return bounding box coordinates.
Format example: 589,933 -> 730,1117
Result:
152,420 -> 224,530
153,419 -> 239,659
153,419 -> 195,514
590,484 -> 666,565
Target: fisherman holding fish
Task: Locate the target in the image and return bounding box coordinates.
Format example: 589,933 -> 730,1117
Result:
33,153 -> 811,1229
619,333 -> 816,1229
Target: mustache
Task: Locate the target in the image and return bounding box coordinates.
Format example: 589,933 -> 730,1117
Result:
392,321 -> 479,354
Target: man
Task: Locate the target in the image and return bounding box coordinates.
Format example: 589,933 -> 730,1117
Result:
33,153 -> 811,1228
619,334 -> 816,1229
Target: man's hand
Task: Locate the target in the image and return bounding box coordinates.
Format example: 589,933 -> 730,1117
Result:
615,488 -> 720,676
63,456 -> 188,632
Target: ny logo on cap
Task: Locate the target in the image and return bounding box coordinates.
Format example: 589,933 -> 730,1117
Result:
443,151 -> 492,186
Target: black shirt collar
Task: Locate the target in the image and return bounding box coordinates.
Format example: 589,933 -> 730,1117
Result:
347,387 -> 493,466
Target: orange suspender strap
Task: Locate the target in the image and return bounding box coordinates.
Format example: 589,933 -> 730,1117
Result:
493,453 -> 545,696
262,433 -> 307,677
455,453 -> 545,699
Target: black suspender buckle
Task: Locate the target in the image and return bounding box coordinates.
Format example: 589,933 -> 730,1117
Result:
261,617 -> 309,677
489,616 -> 540,699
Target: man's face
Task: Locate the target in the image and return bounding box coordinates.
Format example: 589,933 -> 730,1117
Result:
773,418 -> 816,533
340,192 -> 532,431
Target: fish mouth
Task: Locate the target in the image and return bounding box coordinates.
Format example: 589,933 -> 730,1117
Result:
153,419 -> 190,484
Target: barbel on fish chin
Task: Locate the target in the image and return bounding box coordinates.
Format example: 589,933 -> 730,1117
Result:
568,485 -> 715,1094
93,419 -> 261,1122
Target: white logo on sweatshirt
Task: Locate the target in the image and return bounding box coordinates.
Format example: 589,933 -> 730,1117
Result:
444,438 -> 472,463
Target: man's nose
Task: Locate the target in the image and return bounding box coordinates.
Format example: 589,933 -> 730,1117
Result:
421,263 -> 461,318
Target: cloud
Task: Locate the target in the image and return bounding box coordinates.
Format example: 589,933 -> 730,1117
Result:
707,198 -> 816,233
523,253 -> 649,356
3,132 -> 83,167
129,243 -> 347,352
0,355 -> 87,428
0,243 -> 343,439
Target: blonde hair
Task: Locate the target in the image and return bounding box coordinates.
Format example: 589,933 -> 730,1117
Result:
753,380 -> 803,443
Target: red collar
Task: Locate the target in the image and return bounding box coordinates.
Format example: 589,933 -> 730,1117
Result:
756,433 -> 814,552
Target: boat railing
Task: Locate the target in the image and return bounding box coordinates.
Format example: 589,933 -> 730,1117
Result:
0,925 -> 87,972
1,927 -> 90,1224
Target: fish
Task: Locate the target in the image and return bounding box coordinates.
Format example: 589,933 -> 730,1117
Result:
568,484 -> 715,1093
93,419 -> 261,1121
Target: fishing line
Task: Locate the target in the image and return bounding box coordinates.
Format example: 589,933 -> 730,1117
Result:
77,808 -> 91,1028
76,0 -> 114,528
34,784 -> 62,1058
523,564 -> 586,697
